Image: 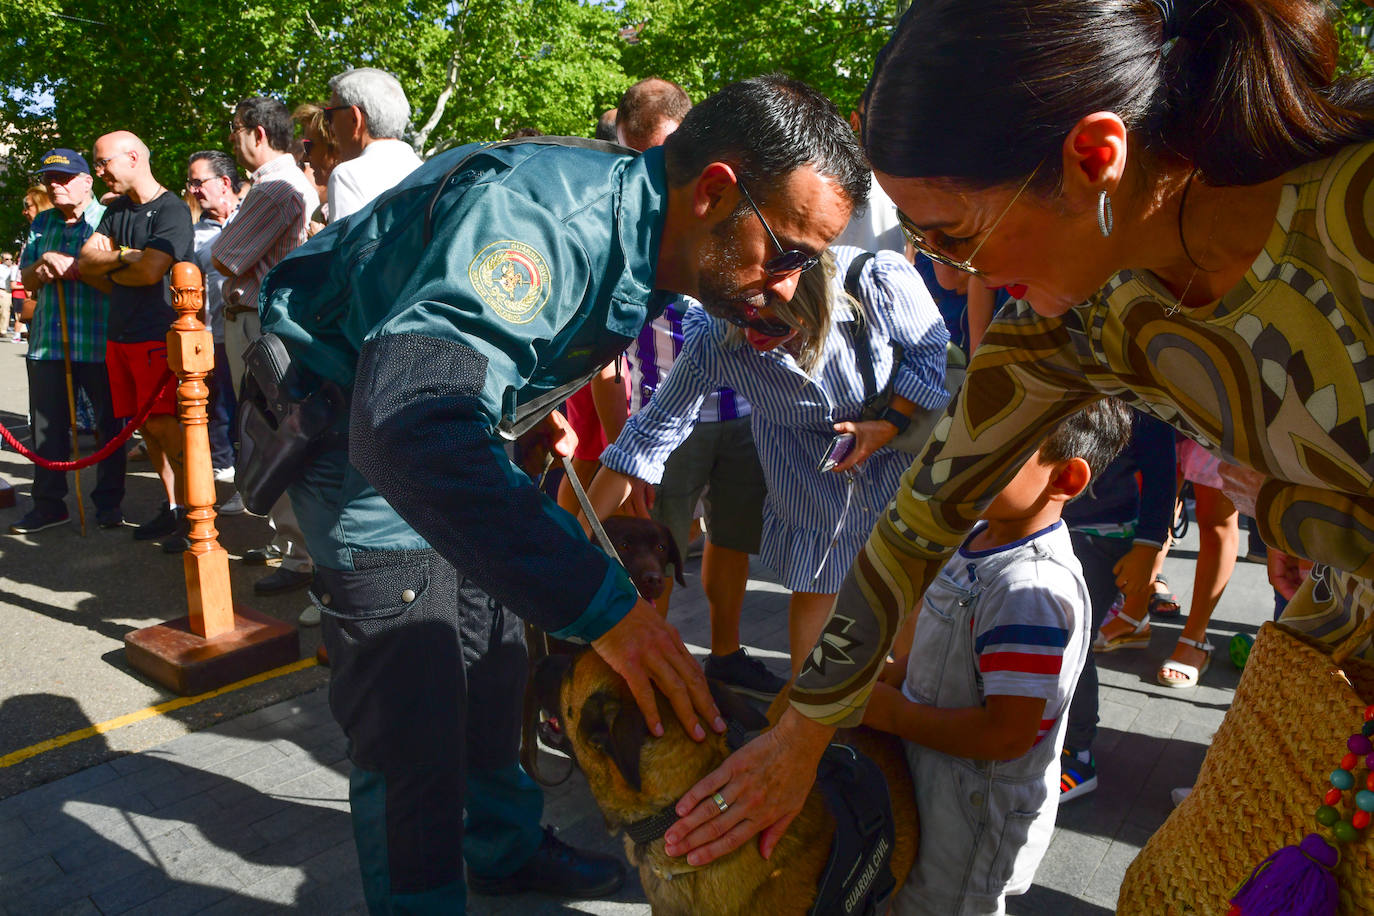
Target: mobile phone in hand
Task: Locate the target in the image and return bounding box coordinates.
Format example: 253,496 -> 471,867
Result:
817,432 -> 857,473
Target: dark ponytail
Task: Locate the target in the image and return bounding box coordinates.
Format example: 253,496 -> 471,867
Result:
865,0 -> 1374,190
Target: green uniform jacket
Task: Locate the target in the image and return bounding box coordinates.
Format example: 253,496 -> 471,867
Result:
260,140 -> 671,642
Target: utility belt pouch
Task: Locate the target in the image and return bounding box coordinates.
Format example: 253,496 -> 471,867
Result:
235,333 -> 344,516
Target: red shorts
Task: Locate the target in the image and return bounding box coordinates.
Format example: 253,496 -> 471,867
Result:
106,340 -> 177,418
564,385 -> 608,461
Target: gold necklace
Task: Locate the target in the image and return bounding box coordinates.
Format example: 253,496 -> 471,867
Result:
1162,178 -> 1221,316
1162,264 -> 1202,317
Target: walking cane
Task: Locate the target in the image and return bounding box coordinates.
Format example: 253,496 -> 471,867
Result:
54,282 -> 87,536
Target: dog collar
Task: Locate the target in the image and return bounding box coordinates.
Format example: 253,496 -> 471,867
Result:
623,716 -> 759,845
624,806 -> 679,845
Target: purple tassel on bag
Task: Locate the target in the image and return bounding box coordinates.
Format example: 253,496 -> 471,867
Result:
1227,833 -> 1339,915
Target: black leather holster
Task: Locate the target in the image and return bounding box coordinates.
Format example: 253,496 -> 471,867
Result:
234,333 -> 345,516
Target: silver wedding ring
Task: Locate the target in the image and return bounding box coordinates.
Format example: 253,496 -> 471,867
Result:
712,791 -> 729,814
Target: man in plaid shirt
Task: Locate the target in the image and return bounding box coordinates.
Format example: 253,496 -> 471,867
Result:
10,149 -> 125,534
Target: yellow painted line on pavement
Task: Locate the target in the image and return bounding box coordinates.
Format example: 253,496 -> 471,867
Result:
0,657 -> 319,768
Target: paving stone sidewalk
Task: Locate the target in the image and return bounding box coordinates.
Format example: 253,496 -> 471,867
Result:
0,524 -> 1274,915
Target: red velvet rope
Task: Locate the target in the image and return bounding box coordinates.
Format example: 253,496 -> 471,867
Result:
0,370 -> 176,471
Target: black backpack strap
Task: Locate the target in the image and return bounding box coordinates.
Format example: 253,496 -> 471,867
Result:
841,252 -> 881,406
425,136 -> 637,243
808,743 -> 897,916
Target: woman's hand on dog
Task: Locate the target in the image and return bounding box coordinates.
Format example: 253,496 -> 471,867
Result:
592,600 -> 725,742
664,708 -> 833,866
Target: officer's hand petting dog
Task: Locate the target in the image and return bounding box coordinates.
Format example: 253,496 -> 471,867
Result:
593,601 -> 725,742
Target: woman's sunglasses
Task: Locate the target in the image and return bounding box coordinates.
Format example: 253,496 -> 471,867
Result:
706,301 -> 794,338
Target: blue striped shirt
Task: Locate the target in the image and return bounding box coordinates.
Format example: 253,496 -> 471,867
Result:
602,246 -> 950,591
625,295 -> 749,422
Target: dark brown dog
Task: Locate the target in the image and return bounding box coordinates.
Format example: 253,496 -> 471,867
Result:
600,515 -> 684,605
535,651 -> 919,915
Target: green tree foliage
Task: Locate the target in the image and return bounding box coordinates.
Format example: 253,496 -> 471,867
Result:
0,0 -> 629,248
4,0 -> 1372,251
1335,0 -> 1374,76
617,0 -> 906,116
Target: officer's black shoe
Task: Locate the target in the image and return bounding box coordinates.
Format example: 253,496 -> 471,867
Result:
133,503 -> 180,541
467,826 -> 626,899
254,567 -> 314,595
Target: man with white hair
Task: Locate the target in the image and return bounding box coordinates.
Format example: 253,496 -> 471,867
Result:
324,67 -> 422,220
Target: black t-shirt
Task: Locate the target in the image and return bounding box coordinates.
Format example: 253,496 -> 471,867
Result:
96,190 -> 194,343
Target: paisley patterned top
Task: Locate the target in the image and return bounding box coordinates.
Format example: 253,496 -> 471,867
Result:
791,141 -> 1374,726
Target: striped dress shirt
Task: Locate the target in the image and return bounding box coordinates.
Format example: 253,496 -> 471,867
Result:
602,247 -> 950,591
213,153 -> 314,313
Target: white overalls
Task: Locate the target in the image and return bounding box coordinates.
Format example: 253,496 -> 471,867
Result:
893,522 -> 1090,915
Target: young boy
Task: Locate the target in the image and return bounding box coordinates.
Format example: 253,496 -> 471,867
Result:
864,400 -> 1132,915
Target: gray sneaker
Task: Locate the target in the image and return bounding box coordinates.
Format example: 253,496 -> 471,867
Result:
703,647 -> 786,700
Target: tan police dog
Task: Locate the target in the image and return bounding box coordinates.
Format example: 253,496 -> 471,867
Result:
535,651 -> 918,915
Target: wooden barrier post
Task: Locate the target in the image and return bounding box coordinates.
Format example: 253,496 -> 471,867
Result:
124,263 -> 299,695
166,262 -> 233,638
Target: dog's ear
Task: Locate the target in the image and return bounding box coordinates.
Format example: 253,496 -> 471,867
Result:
707,678 -> 770,732
660,523 -> 686,586
533,654 -> 574,719
578,689 -> 650,792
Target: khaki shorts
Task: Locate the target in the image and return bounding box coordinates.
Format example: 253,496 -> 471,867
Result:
651,416 -> 766,568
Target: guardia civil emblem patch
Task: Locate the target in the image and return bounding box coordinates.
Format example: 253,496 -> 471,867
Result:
469,241 -> 552,323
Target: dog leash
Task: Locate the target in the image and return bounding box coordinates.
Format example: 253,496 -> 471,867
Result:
563,454 -> 627,568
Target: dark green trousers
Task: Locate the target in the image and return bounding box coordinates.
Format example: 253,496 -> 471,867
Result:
318,549 -> 544,914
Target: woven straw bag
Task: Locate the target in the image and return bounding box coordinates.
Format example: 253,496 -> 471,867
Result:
1119,619 -> 1374,914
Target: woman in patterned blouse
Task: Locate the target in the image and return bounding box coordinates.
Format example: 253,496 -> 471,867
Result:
659,0 -> 1374,876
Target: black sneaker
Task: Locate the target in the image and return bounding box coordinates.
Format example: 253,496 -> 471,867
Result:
158,512 -> 192,553
1059,747 -> 1098,804
468,826 -> 625,899
96,507 -> 124,529
703,647 -> 786,700
133,503 -> 180,541
8,507 -> 70,534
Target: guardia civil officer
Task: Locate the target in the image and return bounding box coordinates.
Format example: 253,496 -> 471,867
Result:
257,75 -> 869,914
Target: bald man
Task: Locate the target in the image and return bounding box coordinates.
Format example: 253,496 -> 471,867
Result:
79,130 -> 194,547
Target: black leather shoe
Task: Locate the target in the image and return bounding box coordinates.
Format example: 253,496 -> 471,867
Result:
242,544 -> 283,566
467,827 -> 626,899
133,503 -> 180,541
254,567 -> 314,595
96,507 -> 124,529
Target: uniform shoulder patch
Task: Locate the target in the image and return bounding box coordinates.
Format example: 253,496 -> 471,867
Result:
468,240 -> 553,323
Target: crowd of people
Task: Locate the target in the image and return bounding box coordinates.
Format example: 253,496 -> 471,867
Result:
7,0 -> 1374,911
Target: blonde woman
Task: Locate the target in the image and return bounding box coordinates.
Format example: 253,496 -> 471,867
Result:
587,246 -> 950,674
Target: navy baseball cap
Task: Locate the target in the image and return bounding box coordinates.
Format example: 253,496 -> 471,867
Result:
37,149 -> 90,175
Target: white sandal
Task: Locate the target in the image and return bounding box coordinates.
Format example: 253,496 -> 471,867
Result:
1092,611 -> 1152,653
1156,636 -> 1214,689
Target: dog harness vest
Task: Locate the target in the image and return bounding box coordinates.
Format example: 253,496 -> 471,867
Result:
810,743 -> 897,916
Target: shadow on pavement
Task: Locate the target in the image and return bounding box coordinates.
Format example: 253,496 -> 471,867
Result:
0,691 -> 362,913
